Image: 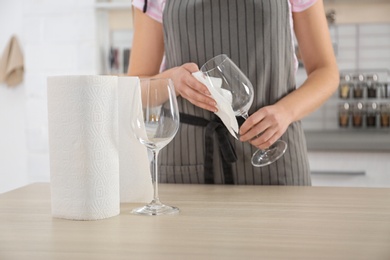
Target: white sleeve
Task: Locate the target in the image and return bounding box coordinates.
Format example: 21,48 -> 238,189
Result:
132,0 -> 165,23
290,0 -> 318,12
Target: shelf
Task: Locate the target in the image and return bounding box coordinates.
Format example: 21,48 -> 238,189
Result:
95,2 -> 132,10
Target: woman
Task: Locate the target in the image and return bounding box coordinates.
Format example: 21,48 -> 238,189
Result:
128,0 -> 339,185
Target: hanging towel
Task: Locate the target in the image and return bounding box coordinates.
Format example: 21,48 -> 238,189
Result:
0,35 -> 24,87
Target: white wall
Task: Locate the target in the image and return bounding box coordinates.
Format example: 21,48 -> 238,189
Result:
0,0 -> 28,193
1,0 -> 389,192
0,0 -> 98,193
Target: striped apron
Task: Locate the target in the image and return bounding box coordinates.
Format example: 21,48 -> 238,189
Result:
159,0 -> 311,185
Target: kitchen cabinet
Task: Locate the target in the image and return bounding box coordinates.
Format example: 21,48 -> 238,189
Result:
301,22 -> 390,153
323,0 -> 390,24
309,150 -> 390,187
95,0 -> 133,74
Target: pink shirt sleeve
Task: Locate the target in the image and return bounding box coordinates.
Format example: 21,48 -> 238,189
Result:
132,0 -> 165,23
289,0 -> 317,12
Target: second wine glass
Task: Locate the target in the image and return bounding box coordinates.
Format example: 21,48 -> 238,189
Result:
200,54 -> 287,167
131,78 -> 180,215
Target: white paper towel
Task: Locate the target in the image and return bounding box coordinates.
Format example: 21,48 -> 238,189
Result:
47,75 -> 153,221
118,77 -> 153,203
192,72 -> 239,139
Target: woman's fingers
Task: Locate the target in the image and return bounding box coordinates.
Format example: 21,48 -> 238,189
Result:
249,127 -> 278,150
173,63 -> 217,112
240,118 -> 275,150
239,105 -> 289,150
239,109 -> 266,141
184,73 -> 211,96
182,85 -> 217,112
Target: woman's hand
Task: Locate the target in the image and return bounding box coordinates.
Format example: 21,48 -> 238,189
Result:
129,8 -> 216,113
128,9 -> 214,113
169,63 -> 217,113
239,104 -> 292,150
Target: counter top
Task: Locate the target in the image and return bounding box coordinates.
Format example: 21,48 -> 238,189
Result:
1,183 -> 390,259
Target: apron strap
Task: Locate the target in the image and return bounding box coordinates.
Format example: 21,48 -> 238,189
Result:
180,113 -> 244,184
143,0 -> 148,13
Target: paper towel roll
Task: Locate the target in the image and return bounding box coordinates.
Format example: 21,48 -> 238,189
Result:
118,77 -> 153,203
47,75 -> 120,220
47,75 -> 153,220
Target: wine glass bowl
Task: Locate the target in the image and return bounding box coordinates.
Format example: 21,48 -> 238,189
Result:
200,54 -> 288,168
201,55 -> 254,118
131,78 -> 180,215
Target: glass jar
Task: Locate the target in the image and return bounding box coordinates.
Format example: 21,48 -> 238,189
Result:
352,102 -> 364,128
353,74 -> 365,99
366,74 -> 379,99
338,103 -> 350,128
339,74 -> 352,99
381,83 -> 390,99
380,103 -> 390,128
365,102 -> 378,128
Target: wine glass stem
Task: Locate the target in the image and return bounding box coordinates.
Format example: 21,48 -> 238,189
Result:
242,112 -> 249,120
238,112 -> 249,139
150,149 -> 160,203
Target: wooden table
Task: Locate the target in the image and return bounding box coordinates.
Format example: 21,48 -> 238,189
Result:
1,183 -> 390,260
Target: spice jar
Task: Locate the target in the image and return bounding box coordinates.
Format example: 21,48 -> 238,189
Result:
352,102 -> 364,128
365,102 -> 378,128
380,103 -> 390,128
339,74 -> 352,99
353,74 -> 365,99
338,103 -> 350,128
366,74 -> 379,98
381,83 -> 390,99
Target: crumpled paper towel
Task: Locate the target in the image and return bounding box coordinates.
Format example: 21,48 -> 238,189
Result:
192,71 -> 239,139
47,75 -> 152,220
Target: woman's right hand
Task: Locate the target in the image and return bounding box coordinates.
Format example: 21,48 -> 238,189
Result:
169,63 -> 217,113
128,9 -> 216,113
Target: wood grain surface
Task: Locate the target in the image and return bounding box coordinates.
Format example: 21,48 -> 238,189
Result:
1,183 -> 390,260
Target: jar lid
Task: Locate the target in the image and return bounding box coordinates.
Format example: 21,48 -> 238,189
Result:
339,102 -> 350,110
380,103 -> 390,109
366,74 -> 379,82
344,74 -> 351,82
365,102 -> 378,110
353,102 -> 364,110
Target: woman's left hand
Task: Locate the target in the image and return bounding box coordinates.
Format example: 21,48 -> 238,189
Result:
239,104 -> 292,150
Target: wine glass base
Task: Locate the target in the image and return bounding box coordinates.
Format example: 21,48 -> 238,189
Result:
251,140 -> 287,167
131,202 -> 179,216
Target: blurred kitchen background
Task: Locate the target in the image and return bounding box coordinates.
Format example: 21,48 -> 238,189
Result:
1,0 -> 390,193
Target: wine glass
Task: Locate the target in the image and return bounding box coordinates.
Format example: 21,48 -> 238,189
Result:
130,78 -> 180,215
200,54 -> 287,167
